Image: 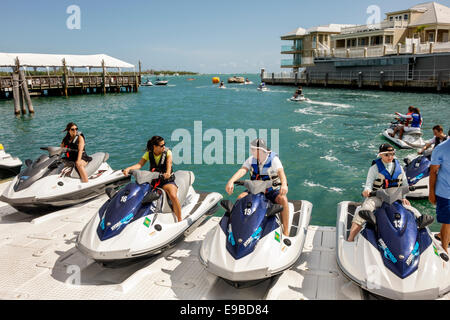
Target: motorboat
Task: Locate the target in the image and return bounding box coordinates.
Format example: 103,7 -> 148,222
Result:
77,170 -> 222,263
154,79 -> 169,86
0,144 -> 22,180
0,147 -> 130,213
336,185 -> 450,299
199,180 -> 312,285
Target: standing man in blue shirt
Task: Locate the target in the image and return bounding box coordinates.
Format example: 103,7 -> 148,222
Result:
429,139 -> 450,253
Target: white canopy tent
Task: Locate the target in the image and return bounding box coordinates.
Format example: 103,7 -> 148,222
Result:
0,53 -> 135,69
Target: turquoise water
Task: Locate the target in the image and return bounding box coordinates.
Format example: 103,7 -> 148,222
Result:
1,74 -> 449,231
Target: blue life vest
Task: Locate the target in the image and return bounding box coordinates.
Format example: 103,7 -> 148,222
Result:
372,158 -> 403,190
250,152 -> 280,191
410,113 -> 421,128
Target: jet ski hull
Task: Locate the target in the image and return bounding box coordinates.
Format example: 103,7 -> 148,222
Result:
200,200 -> 312,283
383,128 -> 426,149
336,201 -> 450,300
0,164 -> 22,180
77,173 -> 223,262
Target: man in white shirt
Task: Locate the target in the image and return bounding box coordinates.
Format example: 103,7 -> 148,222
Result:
419,125 -> 448,157
225,139 -> 290,236
347,143 -> 432,241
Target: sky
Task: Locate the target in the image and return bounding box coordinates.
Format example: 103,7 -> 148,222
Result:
1,0 -> 449,74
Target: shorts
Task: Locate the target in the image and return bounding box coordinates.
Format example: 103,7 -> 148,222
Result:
243,188 -> 280,203
152,176 -> 177,189
436,195 -> 450,225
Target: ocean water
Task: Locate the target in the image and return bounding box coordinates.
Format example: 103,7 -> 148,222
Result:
1,74 -> 449,231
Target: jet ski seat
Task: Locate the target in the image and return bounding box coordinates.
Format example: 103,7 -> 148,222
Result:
159,170 -> 195,213
70,152 -> 109,179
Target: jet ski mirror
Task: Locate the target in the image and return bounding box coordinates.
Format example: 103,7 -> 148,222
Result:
266,204 -> 283,218
25,159 -> 33,167
220,200 -> 233,213
105,187 -> 117,199
142,192 -> 160,205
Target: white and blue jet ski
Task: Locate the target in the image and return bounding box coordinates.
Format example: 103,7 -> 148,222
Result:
0,147 -> 129,213
403,152 -> 431,199
199,180 -> 312,285
77,170 -> 222,263
337,185 -> 450,299
382,121 -> 426,149
289,95 -> 310,102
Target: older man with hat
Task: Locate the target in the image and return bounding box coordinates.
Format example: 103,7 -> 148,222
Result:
225,138 -> 290,236
347,143 -> 432,242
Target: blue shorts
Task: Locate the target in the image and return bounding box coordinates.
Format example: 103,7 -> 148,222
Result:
436,195 -> 450,224
265,188 -> 280,203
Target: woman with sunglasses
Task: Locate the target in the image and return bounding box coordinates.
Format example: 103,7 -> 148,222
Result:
347,143 -> 426,242
61,122 -> 92,183
123,136 -> 182,222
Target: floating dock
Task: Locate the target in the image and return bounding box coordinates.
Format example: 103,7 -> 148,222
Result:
0,180 -> 448,300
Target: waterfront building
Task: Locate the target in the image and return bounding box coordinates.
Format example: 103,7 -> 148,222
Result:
281,2 -> 450,70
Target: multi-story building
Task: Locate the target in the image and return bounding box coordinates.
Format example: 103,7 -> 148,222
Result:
281,2 -> 450,71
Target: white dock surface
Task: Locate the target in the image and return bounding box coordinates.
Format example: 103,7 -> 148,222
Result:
0,181 -> 369,300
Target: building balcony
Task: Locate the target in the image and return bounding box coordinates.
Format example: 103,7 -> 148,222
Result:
281,45 -> 303,53
281,57 -> 314,68
337,20 -> 409,36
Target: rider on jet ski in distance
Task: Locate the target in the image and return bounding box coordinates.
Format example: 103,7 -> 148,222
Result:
225,138 -> 290,236
61,122 -> 92,183
293,86 -> 303,99
389,107 -> 423,140
419,125 -> 448,158
347,143 -> 434,242
122,136 -> 182,222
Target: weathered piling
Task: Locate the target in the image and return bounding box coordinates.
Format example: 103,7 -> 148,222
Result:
12,73 -> 21,115
19,69 -> 34,113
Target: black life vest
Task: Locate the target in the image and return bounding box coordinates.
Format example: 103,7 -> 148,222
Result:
149,150 -> 173,173
63,132 -> 91,162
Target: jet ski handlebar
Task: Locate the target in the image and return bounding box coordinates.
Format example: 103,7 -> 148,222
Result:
368,185 -> 428,203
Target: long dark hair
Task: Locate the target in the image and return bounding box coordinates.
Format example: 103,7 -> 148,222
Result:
146,136 -> 164,153
62,122 -> 78,145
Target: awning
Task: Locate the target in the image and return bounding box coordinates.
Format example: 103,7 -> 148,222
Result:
0,53 -> 135,68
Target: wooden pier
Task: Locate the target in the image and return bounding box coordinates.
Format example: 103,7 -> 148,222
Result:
0,74 -> 140,99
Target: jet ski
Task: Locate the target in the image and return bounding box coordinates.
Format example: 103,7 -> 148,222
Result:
77,170 -> 222,263
289,95 -> 310,102
382,121 -> 426,149
257,87 -> 268,92
0,147 -> 130,213
199,180 -> 312,285
244,81 -> 253,85
0,144 -> 22,180
336,185 -> 450,300
403,153 -> 431,199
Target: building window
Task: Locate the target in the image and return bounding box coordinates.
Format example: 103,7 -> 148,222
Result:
312,35 -> 317,49
390,16 -> 393,21
385,35 -> 393,44
404,14 -> 408,20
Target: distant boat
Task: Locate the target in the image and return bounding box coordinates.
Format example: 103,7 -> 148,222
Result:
155,79 -> 169,86
187,78 -> 196,81
141,80 -> 153,86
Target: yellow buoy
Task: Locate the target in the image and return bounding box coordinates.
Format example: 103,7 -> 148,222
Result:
0,144 -> 3,150
212,77 -> 220,84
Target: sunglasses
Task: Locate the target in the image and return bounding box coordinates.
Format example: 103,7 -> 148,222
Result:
70,127 -> 78,131
158,143 -> 165,147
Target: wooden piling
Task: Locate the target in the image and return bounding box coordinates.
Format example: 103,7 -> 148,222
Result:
62,59 -> 68,97
102,60 -> 106,94
19,69 -> 34,113
12,73 -> 21,115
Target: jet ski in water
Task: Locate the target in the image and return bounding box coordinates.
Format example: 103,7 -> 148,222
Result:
337,185 -> 450,299
382,121 -> 426,149
199,180 -> 312,285
77,170 -> 222,263
0,144 -> 22,179
403,153 -> 431,199
289,94 -> 310,102
0,147 -> 129,213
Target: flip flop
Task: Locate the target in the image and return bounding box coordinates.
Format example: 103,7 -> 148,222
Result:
434,233 -> 450,247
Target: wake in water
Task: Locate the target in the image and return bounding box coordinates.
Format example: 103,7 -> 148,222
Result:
305,100 -> 353,109
303,180 -> 344,193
